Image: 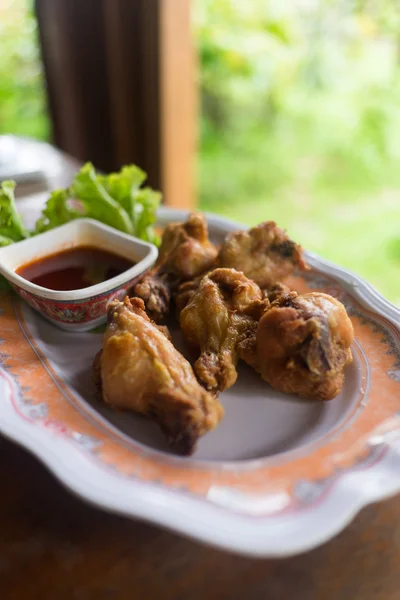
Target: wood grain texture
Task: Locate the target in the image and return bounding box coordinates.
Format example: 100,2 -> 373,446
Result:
36,0 -> 115,170
35,0 -> 196,207
1,435 -> 400,600
159,0 -> 197,209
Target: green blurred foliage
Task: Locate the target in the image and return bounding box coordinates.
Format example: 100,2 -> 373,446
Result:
0,0 -> 49,140
195,0 -> 400,304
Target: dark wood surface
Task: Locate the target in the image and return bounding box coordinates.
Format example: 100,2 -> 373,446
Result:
2,139 -> 400,599
35,0 -> 196,208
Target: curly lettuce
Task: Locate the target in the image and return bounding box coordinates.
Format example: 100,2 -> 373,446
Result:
34,189 -> 82,234
0,161 -> 162,254
33,162 -> 161,243
0,180 -> 30,244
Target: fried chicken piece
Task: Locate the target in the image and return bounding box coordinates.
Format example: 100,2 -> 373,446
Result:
176,268 -> 292,316
180,268 -> 267,393
175,276 -> 204,314
133,213 -> 218,321
157,212 -> 218,279
218,221 -> 308,288
239,291 -> 354,401
262,282 -> 292,302
96,296 -> 223,454
133,270 -> 171,322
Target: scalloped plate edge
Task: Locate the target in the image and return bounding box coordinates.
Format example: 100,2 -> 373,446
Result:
0,206 -> 399,557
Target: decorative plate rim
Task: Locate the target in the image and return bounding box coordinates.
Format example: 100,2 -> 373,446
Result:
0,205 -> 399,557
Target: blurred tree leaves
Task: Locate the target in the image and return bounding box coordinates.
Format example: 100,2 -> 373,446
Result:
194,0 -> 400,173
0,0 -> 49,140
195,0 -> 400,304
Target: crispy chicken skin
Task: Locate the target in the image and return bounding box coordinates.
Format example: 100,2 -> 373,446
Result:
157,212 -> 218,279
179,268 -> 267,393
262,282 -> 292,302
133,213 -> 218,321
239,292 -> 354,401
218,221 -> 308,288
133,271 -> 171,322
96,296 -> 223,454
175,275 -> 204,314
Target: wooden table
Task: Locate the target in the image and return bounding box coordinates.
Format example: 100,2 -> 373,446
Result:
1,139 -> 399,600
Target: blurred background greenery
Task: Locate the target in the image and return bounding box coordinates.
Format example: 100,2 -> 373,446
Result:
0,0 -> 48,139
0,0 -> 399,304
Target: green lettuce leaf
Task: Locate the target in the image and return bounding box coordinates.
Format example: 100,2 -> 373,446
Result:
0,234 -> 15,246
132,187 -> 162,244
0,161 -> 161,256
100,165 -> 146,218
35,189 -> 81,234
68,162 -> 162,242
0,180 -> 30,242
70,163 -> 134,235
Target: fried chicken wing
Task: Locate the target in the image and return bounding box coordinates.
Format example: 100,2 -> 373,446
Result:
133,213 -> 218,321
96,296 -> 223,454
175,275 -> 204,314
218,221 -> 308,288
157,212 -> 218,279
239,292 -> 353,401
262,282 -> 291,302
133,270 -> 171,322
179,268 -> 267,393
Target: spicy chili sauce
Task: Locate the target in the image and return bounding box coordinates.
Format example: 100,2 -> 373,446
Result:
16,246 -> 135,291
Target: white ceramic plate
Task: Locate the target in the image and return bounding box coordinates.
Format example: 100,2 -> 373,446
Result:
0,206 -> 399,557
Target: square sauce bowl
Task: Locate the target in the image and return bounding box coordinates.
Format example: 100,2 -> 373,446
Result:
0,219 -> 158,331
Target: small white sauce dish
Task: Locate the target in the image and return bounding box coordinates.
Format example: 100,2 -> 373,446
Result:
0,218 -> 158,331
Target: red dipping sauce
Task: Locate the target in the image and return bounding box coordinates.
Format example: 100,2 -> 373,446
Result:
16,246 -> 135,291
